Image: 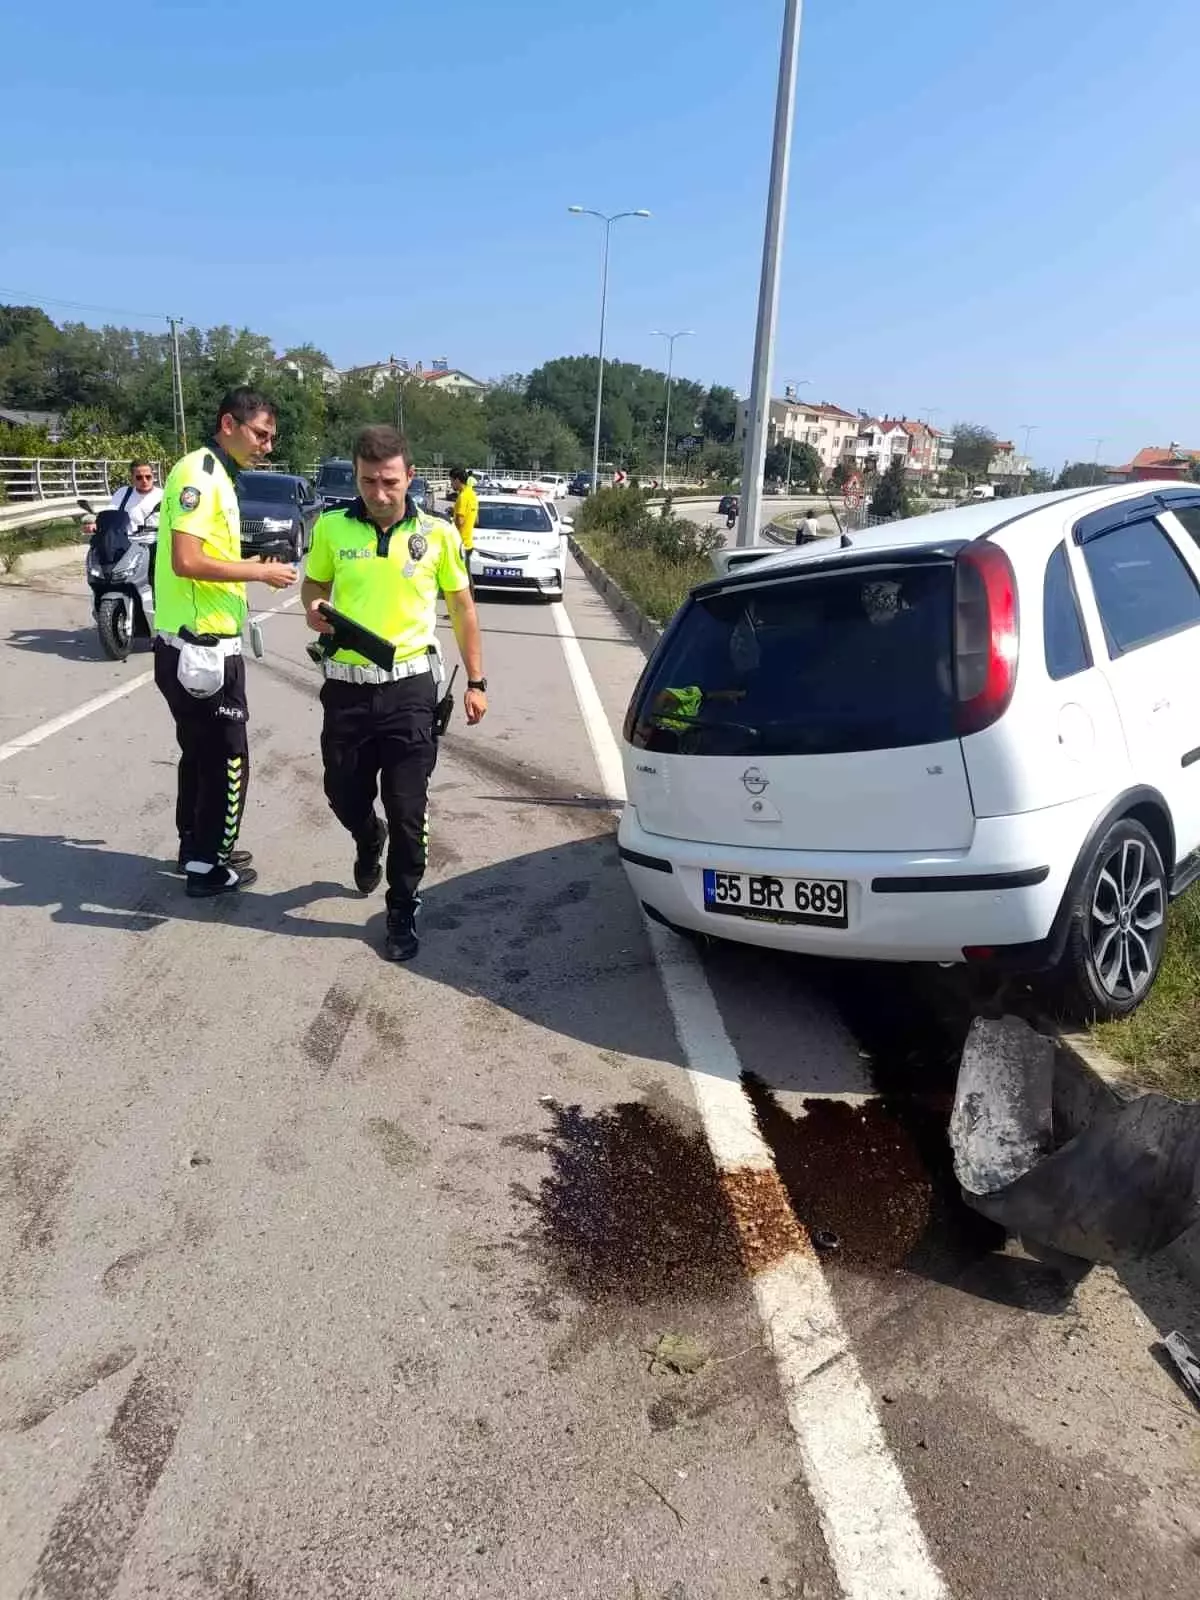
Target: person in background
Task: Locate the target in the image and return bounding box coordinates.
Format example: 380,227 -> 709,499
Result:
795,509 -> 820,545
83,459 -> 163,535
449,466 -> 478,592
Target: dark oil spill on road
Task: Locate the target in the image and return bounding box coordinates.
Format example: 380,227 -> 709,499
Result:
515,1097 -> 746,1305
745,964 -> 1005,1279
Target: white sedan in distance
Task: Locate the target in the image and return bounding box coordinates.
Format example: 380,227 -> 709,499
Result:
469,494 -> 571,601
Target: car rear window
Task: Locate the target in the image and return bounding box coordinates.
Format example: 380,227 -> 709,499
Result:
476,503 -> 554,533
628,562 -> 957,757
317,465 -> 355,490
238,473 -> 295,503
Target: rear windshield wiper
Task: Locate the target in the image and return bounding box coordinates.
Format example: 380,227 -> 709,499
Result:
644,712 -> 761,737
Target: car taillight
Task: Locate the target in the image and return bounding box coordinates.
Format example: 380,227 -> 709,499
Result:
954,543 -> 1019,737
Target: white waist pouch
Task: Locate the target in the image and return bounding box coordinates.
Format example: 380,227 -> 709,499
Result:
177,641 -> 225,699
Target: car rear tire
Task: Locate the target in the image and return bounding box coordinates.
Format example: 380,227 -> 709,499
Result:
1050,816 -> 1168,1022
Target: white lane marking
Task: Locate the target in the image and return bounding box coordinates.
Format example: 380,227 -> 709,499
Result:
549,600 -> 626,805
551,594 -> 949,1600
249,594 -> 302,624
0,673 -> 154,765
0,594 -> 298,769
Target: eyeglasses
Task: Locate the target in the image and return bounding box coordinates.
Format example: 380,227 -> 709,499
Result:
241,422 -> 275,446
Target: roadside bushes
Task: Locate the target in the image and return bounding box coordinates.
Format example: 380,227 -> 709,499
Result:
574,486 -> 723,623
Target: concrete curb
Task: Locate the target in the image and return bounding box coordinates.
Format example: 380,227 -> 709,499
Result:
568,536 -> 663,656
1047,1023 -> 1200,1289
0,541 -> 88,580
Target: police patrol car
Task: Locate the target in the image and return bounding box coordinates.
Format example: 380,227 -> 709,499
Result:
468,493 -> 571,601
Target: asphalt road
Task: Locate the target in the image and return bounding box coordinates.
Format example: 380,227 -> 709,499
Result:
1,551 -> 1198,1599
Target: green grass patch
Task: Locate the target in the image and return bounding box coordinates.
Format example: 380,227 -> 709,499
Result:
1091,886 -> 1200,1098
575,486 -> 722,624
0,519 -> 86,574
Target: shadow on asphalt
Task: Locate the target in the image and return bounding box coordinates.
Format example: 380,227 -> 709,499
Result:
4,626 -> 148,662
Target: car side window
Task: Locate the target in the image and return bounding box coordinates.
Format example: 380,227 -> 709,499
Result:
1170,505 -> 1200,547
1082,516 -> 1200,656
1043,543 -> 1091,680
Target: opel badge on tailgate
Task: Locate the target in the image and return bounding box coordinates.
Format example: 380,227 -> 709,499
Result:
741,767 -> 768,796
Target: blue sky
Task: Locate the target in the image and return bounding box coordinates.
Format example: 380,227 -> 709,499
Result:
4,0 -> 1199,469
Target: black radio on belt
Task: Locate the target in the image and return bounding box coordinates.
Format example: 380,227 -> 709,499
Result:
435,666 -> 460,738
305,603 -> 396,672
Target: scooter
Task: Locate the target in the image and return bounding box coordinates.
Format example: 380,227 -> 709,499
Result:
725,498 -> 739,530
80,500 -> 156,660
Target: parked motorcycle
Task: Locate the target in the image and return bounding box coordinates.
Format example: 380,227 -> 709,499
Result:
80,500 -> 156,660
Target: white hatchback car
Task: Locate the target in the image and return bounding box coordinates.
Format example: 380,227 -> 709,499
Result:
618,482 -> 1200,1019
469,494 -> 570,600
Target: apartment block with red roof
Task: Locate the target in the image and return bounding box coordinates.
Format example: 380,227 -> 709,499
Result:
1108,444 -> 1200,482
736,397 -> 862,476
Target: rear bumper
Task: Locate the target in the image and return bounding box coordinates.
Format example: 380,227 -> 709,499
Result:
469,551 -> 563,593
617,806 -> 1077,965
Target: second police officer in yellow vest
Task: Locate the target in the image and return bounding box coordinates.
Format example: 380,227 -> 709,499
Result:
302,425 -> 488,962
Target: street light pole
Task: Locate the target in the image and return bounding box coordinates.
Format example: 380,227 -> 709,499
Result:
168,316 -> 187,454
569,206 -> 651,489
652,329 -> 694,486
736,0 -> 804,547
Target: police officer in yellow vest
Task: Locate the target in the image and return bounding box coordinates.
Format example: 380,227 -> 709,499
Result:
154,388 -> 297,897
302,425 -> 487,962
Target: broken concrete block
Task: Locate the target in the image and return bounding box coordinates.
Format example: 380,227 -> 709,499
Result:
949,1015 -> 1055,1196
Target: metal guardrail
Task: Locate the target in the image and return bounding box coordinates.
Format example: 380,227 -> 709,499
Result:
0,498 -> 92,536
0,456 -> 164,505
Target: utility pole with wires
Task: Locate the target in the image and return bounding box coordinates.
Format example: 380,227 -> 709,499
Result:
169,317 -> 187,454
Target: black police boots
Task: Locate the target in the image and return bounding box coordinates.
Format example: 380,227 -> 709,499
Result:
354,818 -> 388,895
186,863 -> 258,899
384,905 -> 419,963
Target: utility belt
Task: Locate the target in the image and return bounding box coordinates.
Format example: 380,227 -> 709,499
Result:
322,644 -> 444,688
157,629 -> 242,656
158,627 -> 241,698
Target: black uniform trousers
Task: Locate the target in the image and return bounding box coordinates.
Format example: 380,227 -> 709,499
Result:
319,673 -> 439,911
153,639 -> 250,866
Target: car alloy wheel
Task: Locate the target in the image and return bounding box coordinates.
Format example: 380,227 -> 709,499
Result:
1088,834 -> 1166,1004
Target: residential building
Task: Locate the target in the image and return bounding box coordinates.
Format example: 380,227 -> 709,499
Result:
842,417 -> 912,479
1109,443 -> 1200,482
0,408 -> 66,440
338,356 -> 415,394
735,397 -> 860,477
987,442 -> 1031,485
897,419 -> 946,479
419,368 -> 487,398
274,354 -> 341,392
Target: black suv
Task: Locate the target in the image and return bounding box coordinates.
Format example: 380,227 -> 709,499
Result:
568,471 -> 594,497
314,459 -> 357,510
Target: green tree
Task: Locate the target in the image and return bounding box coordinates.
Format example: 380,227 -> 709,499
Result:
950,422 -> 998,477
1054,460 -> 1108,489
870,457 -> 911,519
700,384 -> 739,444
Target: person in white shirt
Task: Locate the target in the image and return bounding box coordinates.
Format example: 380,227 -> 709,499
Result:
84,460 -> 163,536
